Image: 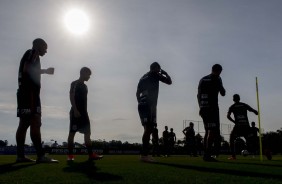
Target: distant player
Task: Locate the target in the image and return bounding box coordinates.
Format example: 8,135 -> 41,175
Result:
16,38 -> 58,163
168,128 -> 176,156
136,62 -> 172,162
197,64 -> 225,161
227,94 -> 258,160
183,122 -> 197,157
152,126 -> 160,157
249,121 -> 259,155
162,126 -> 170,157
67,67 -> 103,161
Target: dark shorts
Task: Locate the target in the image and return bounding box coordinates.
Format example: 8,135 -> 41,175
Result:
200,108 -> 220,130
231,126 -> 251,138
138,102 -> 156,126
69,110 -> 91,134
17,89 -> 41,117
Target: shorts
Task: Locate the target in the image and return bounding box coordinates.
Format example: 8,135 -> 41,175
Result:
17,89 -> 41,117
200,107 -> 220,130
138,102 -> 156,126
231,126 -> 251,138
69,110 -> 91,134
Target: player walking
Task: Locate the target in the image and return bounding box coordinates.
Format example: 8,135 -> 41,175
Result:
67,67 -> 103,161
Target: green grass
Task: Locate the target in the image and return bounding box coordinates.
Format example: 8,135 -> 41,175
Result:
1,155 -> 282,184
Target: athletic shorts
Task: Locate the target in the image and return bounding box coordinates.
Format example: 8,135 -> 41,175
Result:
69,110 -> 91,134
200,107 -> 220,130
231,126 -> 251,138
17,89 -> 41,117
138,102 -> 156,126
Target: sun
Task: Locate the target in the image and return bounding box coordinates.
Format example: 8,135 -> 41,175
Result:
64,9 -> 90,35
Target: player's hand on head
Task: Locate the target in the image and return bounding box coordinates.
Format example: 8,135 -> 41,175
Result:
160,69 -> 167,75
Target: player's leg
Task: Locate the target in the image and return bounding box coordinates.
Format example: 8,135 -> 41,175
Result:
67,132 -> 76,160
29,114 -> 44,158
228,129 -> 237,159
30,115 -> 58,163
16,117 -> 35,162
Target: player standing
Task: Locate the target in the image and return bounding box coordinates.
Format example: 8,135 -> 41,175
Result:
67,67 -> 103,161
183,122 -> 197,157
197,64 -> 225,162
227,94 -> 258,160
136,62 -> 172,162
162,126 -> 170,157
16,38 -> 58,163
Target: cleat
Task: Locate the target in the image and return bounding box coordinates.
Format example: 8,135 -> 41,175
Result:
16,156 -> 36,163
88,153 -> 103,161
140,155 -> 155,163
67,155 -> 75,161
36,155 -> 59,163
228,156 -> 236,160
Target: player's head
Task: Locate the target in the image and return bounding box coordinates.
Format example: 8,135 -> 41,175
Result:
189,122 -> 194,127
80,67 -> 92,81
211,64 -> 222,76
233,94 -> 240,102
150,62 -> 161,73
170,128 -> 173,132
32,38 -> 47,56
251,121 -> 256,127
165,126 -> 168,130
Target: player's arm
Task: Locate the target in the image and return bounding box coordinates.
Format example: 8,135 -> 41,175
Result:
182,128 -> 187,135
246,104 -> 258,115
70,83 -> 81,118
219,77 -> 226,96
41,68 -> 54,75
227,108 -> 235,124
159,69 -> 172,85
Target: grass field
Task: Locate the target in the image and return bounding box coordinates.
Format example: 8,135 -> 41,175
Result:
1,155 -> 282,184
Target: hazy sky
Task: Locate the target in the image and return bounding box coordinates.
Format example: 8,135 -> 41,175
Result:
1,0 -> 282,145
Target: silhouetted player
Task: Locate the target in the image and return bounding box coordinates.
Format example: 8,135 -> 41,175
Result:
67,67 -> 103,161
168,128 -> 176,155
152,127 -> 160,157
227,94 -> 258,160
136,62 -> 172,162
249,121 -> 259,155
16,38 -> 58,163
162,126 -> 170,157
198,64 -> 225,162
183,122 -> 197,156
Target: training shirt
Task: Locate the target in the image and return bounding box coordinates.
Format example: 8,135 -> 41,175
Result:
137,72 -> 170,107
163,130 -> 169,142
70,80 -> 88,113
228,102 -> 254,126
18,49 -> 41,93
184,126 -> 195,139
197,74 -> 225,109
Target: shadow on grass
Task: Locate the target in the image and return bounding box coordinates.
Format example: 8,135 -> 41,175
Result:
0,162 -> 35,174
153,161 -> 282,180
63,161 -> 123,182
220,160 -> 282,168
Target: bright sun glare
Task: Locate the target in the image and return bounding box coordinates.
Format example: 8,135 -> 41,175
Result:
64,9 -> 90,35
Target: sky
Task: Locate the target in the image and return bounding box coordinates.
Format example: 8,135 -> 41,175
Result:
0,0 -> 282,145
